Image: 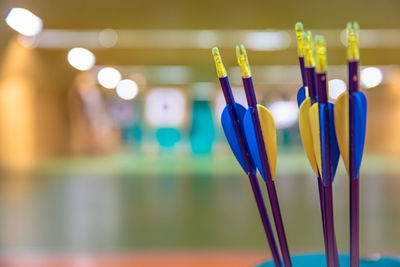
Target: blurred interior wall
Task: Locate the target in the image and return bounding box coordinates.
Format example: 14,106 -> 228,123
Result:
0,38 -> 38,169
68,72 -> 120,155
0,37 -> 121,170
0,38 -> 77,170
366,67 -> 400,155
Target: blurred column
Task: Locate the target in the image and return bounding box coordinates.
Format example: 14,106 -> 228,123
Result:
68,72 -> 120,154
0,38 -> 37,169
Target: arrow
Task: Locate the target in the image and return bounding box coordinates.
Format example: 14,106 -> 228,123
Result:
236,44 -> 292,267
310,34 -> 341,267
334,22 -> 367,267
212,47 -> 283,267
295,23 -> 328,257
296,26 -> 340,267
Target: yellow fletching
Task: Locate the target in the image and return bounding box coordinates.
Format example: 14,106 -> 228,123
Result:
298,98 -> 319,176
334,92 -> 350,173
309,103 -> 322,178
257,104 -> 277,179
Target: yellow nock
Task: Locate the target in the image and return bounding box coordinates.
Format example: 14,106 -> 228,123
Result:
315,35 -> 327,73
303,30 -> 315,67
295,22 -> 305,57
236,44 -> 251,78
212,47 -> 227,78
347,22 -> 360,61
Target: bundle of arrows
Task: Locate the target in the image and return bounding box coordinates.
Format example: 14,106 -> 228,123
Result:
212,21 -> 367,267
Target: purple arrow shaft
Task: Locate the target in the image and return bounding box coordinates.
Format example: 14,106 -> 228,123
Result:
219,77 -> 282,267
301,61 -> 329,259
299,57 -> 307,86
316,72 -> 340,267
348,60 -> 360,267
317,178 -> 328,249
242,77 -> 292,267
305,67 -> 317,103
304,66 -> 339,265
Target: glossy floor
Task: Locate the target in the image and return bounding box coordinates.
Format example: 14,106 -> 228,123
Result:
0,153 -> 399,258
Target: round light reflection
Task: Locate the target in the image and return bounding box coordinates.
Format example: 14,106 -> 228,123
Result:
5,8 -> 42,36
361,67 -> 383,88
99,29 -> 118,48
116,79 -> 138,100
269,101 -> 298,129
67,48 -> 95,71
97,67 -> 121,89
328,79 -> 347,99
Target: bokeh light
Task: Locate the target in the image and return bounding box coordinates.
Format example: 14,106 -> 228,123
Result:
99,29 -> 118,48
5,8 -> 43,36
328,79 -> 347,99
97,67 -> 121,89
269,101 -> 298,129
361,67 -> 383,88
67,48 -> 95,71
116,79 -> 138,100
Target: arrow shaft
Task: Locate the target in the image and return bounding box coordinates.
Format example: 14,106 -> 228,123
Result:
299,56 -> 307,87
318,177 -> 340,267
317,72 -> 340,267
321,103 -> 336,267
243,78 -> 258,107
317,177 -> 328,250
305,66 -> 317,103
220,77 -> 235,105
266,180 -> 291,267
243,77 -> 292,267
248,173 -> 283,267
219,76 -> 282,267
348,60 -> 360,267
323,185 -> 337,267
305,66 -> 339,265
350,177 -> 360,267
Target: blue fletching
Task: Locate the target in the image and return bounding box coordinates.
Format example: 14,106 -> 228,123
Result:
243,107 -> 266,180
319,103 -> 340,186
353,91 -> 367,178
221,103 -> 256,175
297,86 -> 306,108
328,103 -> 340,180
318,103 -> 329,186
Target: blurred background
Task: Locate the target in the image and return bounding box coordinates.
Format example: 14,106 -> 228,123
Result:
0,0 -> 400,266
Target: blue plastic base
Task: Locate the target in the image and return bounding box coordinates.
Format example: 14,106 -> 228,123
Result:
258,253 -> 400,266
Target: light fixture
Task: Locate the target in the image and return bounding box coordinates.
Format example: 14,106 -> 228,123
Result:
97,67 -> 121,89
361,67 -> 383,88
328,79 -> 347,99
116,79 -> 138,100
5,8 -> 43,37
67,48 -> 95,71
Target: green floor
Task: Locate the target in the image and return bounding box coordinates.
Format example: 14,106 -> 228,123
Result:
0,151 -> 399,254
